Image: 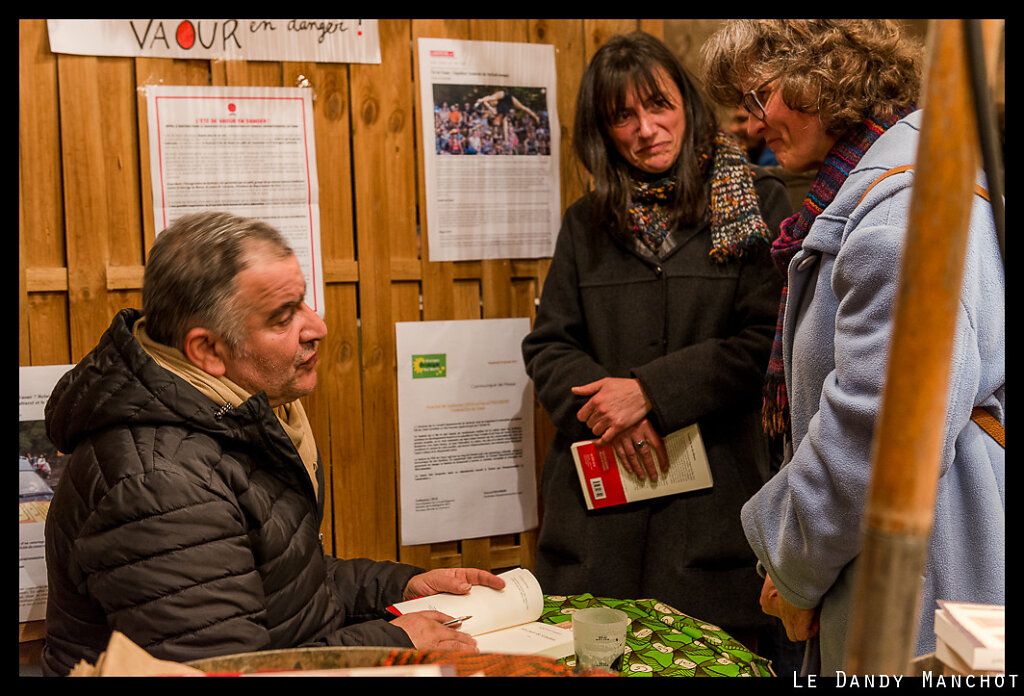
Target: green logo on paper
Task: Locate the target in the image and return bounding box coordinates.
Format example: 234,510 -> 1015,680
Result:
412,354 -> 447,379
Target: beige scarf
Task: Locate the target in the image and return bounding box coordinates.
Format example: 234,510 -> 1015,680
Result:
133,319 -> 319,499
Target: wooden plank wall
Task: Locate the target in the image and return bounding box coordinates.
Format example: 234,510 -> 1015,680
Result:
19,18 -> 663,574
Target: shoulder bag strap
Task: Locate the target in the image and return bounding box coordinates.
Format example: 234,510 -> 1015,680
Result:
857,164 -> 990,206
971,407 -> 1005,448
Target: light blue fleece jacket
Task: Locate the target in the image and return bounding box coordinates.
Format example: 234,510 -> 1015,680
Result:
741,110 -> 1005,676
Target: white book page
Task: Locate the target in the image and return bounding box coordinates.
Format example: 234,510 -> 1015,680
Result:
475,621 -> 574,658
621,424 -> 712,499
391,568 -> 542,636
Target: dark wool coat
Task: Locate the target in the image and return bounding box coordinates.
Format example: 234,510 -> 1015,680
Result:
522,170 -> 790,633
41,309 -> 422,676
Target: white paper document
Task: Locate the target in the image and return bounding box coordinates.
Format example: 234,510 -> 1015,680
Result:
145,85 -> 325,316
20,364 -> 75,622
396,319 -> 537,545
417,38 -> 561,261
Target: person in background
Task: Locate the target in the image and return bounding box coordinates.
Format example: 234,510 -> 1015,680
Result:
728,102 -> 819,265
522,31 -> 793,667
728,105 -> 778,165
41,212 -> 504,676
702,19 -> 1004,675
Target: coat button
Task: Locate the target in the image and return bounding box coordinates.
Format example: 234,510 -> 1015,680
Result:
796,254 -> 818,271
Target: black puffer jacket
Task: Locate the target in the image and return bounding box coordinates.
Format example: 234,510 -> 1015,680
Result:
41,309 -> 421,676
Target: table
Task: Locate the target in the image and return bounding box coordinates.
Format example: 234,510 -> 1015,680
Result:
112,594 -> 775,676
540,594 -> 774,677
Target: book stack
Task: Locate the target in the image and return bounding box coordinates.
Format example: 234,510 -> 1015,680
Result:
933,601 -> 1004,675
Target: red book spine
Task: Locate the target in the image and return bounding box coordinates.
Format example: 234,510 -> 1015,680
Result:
576,442 -> 627,508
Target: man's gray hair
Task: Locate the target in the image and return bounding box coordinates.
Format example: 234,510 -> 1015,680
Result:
142,211 -> 294,351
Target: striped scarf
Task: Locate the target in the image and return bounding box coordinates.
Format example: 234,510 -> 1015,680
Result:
628,131 -> 770,259
762,106 -> 914,437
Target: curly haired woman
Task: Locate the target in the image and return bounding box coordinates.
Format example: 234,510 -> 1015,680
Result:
702,20 -> 1004,675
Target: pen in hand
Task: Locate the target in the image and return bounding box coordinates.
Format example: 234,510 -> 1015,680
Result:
443,615 -> 472,626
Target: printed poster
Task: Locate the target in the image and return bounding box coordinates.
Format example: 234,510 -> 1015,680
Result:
396,319 -> 537,545
20,364 -> 74,623
145,84 -> 325,317
418,38 -> 561,261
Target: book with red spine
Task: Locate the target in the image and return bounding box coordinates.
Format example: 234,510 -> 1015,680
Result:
570,424 -> 713,510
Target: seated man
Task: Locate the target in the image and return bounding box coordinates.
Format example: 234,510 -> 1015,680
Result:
41,211 -> 504,676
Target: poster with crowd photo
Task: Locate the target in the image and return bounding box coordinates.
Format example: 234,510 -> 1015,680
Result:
19,365 -> 74,623
418,38 -> 561,261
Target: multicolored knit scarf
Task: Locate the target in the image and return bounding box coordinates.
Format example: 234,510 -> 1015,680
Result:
707,131 -> 773,261
629,176 -> 677,253
761,105 -> 915,437
628,131 -> 770,258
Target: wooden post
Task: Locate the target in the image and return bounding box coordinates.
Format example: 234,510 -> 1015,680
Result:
842,19 -> 980,674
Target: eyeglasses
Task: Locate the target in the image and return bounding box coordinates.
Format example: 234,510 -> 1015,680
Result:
742,78 -> 775,122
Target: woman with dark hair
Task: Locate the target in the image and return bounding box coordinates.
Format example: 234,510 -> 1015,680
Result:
702,20 -> 1004,675
522,31 -> 791,653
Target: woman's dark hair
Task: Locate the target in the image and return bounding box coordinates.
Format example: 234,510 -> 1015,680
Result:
574,31 -> 719,234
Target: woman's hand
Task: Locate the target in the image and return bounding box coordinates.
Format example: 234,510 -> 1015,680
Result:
759,574 -> 820,641
572,377 -> 653,445
611,418 -> 669,481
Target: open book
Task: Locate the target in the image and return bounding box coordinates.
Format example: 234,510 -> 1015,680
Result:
571,424 -> 713,510
387,567 -> 572,659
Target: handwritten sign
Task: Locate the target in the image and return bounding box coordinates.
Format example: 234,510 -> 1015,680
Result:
47,19 -> 381,64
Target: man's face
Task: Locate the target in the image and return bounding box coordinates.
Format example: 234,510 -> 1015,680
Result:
221,248 -> 327,407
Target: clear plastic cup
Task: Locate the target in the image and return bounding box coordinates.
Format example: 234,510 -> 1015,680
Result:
572,607 -> 629,671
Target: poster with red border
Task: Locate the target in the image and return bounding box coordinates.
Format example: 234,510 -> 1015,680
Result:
145,85 -> 325,317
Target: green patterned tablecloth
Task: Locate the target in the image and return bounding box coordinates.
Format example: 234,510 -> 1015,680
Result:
540,594 -> 774,677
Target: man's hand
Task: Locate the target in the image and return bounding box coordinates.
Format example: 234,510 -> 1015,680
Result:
394,569 -> 505,651
391,611 -> 478,651
760,574 -> 820,641
403,567 -> 505,601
